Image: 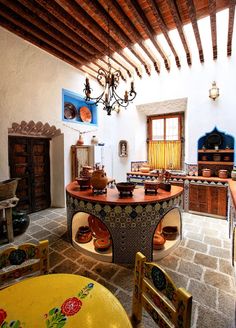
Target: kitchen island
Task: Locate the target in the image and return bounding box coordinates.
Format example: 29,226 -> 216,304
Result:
66,182 -> 183,264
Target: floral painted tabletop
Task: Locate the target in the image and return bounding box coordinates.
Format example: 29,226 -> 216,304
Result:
0,273 -> 131,328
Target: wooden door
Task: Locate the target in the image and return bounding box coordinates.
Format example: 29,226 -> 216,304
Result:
8,136 -> 51,213
189,184 -> 208,213
208,186 -> 227,217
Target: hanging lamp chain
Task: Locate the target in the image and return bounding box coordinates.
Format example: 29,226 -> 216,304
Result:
83,5 -> 137,115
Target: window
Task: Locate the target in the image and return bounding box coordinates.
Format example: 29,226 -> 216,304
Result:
147,113 -> 183,170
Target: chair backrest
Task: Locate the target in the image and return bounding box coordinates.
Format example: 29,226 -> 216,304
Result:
132,252 -> 192,328
232,226 -> 236,265
0,240 -> 49,289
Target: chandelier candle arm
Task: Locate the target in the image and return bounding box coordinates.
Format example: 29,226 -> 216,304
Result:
82,6 -> 137,115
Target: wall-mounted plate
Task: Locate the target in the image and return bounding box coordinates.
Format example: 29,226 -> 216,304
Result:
80,106 -> 92,123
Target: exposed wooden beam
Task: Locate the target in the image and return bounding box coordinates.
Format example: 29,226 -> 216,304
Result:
166,0 -> 192,65
52,0 -> 143,77
16,0 -> 97,56
117,0 -> 171,71
0,15 -> 83,71
144,0 -> 181,68
34,0 -> 107,54
227,1 -> 236,56
74,0 -> 152,75
0,0 -> 93,62
98,0 -> 161,73
0,3 -> 87,65
185,0 -> 204,63
209,0 -> 217,60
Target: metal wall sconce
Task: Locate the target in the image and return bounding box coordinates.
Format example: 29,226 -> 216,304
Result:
209,81 -> 219,101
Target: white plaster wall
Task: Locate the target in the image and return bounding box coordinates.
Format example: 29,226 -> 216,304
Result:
0,27 -> 103,206
134,9 -> 236,165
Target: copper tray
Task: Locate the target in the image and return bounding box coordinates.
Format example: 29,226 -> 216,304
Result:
64,102 -> 77,119
80,106 -> 92,123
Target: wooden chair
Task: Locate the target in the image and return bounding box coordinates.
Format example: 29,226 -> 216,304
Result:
0,240 -> 49,289
232,226 -> 236,265
132,252 -> 192,328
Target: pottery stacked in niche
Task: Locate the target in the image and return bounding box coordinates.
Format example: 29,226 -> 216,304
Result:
90,165 -> 108,192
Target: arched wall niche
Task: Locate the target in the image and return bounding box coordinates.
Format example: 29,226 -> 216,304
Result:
8,120 -> 65,209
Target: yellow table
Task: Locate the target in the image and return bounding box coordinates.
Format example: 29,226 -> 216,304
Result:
0,273 -> 132,328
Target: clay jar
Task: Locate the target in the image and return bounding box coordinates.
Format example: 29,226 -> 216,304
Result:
202,168 -> 211,177
90,167 -> 108,190
218,170 -> 228,179
76,133 -> 84,146
76,226 -> 92,243
80,166 -> 93,178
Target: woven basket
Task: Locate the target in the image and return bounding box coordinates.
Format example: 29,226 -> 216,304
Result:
0,179 -> 19,201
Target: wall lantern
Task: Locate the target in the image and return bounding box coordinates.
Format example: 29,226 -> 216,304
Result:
209,81 -> 219,101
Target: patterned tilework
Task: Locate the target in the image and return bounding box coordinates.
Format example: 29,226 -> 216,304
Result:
66,192 -> 182,263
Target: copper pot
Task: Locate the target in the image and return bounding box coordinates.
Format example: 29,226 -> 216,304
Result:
76,226 -> 92,243
218,170 -> 228,179
202,168 -> 211,177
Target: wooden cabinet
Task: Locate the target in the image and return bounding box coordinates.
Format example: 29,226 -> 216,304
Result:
8,136 -> 51,213
189,184 -> 227,218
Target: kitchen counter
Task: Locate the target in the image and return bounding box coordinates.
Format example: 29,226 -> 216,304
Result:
127,171 -> 229,183
66,182 -> 183,264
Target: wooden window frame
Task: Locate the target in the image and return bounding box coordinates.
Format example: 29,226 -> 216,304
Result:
147,113 -> 183,142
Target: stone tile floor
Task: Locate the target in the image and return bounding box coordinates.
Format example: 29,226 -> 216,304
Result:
1,208 -> 235,327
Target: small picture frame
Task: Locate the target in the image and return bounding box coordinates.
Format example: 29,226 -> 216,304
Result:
119,140 -> 128,157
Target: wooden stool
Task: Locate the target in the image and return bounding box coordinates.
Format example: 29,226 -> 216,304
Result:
0,197 -> 19,243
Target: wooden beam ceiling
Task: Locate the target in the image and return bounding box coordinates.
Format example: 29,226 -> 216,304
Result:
0,0 -> 234,82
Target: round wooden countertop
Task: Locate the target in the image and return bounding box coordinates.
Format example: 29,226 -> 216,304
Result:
66,181 -> 183,205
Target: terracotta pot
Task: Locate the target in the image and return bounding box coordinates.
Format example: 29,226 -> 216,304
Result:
90,168 -> 108,190
162,226 -> 178,240
94,237 -> 111,251
218,170 -> 228,179
140,167 -> 150,173
76,133 -> 84,146
213,154 -> 221,162
153,232 -> 166,250
75,177 -> 91,189
80,166 -> 93,178
202,168 -> 211,177
75,226 -> 92,243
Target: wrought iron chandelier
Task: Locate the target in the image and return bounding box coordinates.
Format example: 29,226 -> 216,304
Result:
83,8 -> 137,115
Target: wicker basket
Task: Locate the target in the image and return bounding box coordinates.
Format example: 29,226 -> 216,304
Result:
0,179 -> 19,201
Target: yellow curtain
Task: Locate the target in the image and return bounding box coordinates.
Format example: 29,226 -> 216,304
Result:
148,140 -> 181,170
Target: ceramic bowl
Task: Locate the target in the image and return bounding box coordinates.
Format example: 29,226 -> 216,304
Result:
116,182 -> 136,194
162,226 -> 178,240
93,238 -> 111,252
75,177 -> 91,189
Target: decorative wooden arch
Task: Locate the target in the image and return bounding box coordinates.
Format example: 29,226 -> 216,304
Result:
8,121 -> 62,138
